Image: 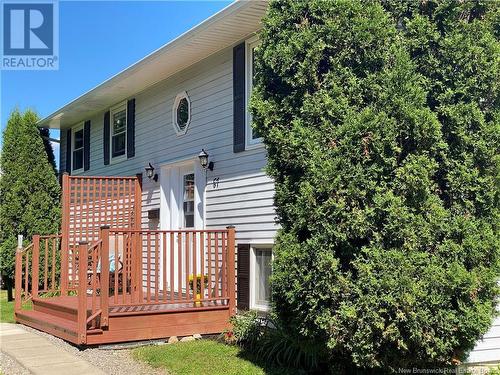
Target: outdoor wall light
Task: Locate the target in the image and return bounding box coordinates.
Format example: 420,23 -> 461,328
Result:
145,163 -> 158,182
198,149 -> 214,171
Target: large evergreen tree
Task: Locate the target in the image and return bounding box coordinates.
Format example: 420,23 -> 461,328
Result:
0,109 -> 60,297
251,0 -> 499,371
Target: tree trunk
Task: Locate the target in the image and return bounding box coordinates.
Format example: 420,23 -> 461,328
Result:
5,277 -> 14,302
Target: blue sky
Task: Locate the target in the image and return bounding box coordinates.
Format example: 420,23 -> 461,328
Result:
0,0 -> 231,167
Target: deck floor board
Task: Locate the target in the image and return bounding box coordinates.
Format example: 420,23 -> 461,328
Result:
33,294 -> 227,315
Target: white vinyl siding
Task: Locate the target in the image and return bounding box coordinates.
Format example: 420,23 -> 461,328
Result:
60,45 -> 277,244
467,307 -> 500,364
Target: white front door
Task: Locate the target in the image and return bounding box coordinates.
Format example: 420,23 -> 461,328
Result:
159,159 -> 205,292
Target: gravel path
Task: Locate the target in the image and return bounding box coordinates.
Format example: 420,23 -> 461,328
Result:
0,351 -> 31,375
12,325 -> 167,375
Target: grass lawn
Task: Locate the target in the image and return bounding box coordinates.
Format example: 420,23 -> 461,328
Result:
133,339 -> 301,375
0,290 -> 15,323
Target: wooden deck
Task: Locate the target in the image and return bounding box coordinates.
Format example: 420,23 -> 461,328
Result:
17,294 -> 232,345
15,175 -> 237,345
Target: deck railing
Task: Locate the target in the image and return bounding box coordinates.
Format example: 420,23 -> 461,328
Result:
104,227 -> 236,311
15,234 -> 62,311
16,227 -> 236,344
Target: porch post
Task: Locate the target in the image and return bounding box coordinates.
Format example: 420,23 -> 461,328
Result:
226,226 -> 236,316
32,235 -> 40,298
14,236 -> 23,312
134,173 -> 143,301
78,242 -> 88,345
61,173 -> 70,294
100,226 -> 110,327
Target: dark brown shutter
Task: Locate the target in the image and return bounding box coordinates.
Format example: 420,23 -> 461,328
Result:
103,111 -> 110,165
237,243 -> 250,310
83,120 -> 91,171
126,98 -> 135,159
65,129 -> 72,174
233,42 -> 246,153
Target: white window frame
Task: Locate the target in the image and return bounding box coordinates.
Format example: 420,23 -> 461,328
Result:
110,101 -> 127,164
172,91 -> 191,136
245,35 -> 263,149
71,122 -> 84,173
250,245 -> 273,312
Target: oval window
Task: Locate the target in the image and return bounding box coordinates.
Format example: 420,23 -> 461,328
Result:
173,92 -> 191,135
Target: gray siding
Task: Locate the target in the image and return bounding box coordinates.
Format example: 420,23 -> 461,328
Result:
60,45 -> 278,244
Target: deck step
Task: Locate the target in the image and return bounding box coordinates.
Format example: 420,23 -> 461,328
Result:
33,297 -> 78,322
16,310 -> 80,344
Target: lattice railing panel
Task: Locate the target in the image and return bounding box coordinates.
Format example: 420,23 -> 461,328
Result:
61,175 -> 141,290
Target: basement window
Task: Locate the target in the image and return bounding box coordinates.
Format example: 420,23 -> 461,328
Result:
250,246 -> 272,311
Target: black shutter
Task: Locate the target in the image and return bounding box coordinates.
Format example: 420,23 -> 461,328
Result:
65,129 -> 72,174
233,42 -> 246,153
83,120 -> 91,171
237,243 -> 250,310
127,98 -> 135,159
103,111 -> 110,165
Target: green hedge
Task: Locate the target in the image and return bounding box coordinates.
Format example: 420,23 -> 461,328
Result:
251,0 -> 499,371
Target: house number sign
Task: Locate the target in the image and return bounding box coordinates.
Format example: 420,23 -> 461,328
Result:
212,177 -> 220,189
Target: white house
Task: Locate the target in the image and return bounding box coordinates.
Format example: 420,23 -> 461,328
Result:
32,0 -> 500,362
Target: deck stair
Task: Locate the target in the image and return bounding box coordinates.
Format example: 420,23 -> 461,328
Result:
16,297 -> 104,345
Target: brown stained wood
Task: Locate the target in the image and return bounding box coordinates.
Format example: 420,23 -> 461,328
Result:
221,232 -> 226,298
24,251 -> 29,296
32,235 -> 40,298
155,232 -> 159,303
185,232 -> 190,301
51,238 -> 56,290
227,227 -> 236,316
192,232 -> 197,299
214,232 -> 219,298
77,243 -> 88,344
16,310 -> 79,345
163,233 -> 167,302
114,230 -> 119,304
200,232 -> 205,300
100,227 -> 110,327
20,180 -> 236,345
147,232 -> 151,303
44,238 -> 48,290
33,298 -> 78,322
61,173 -> 70,294
91,242 -> 97,315
207,232 -> 212,299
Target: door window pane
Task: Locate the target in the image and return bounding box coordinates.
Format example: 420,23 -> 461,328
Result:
255,248 -> 272,306
183,173 -> 194,228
